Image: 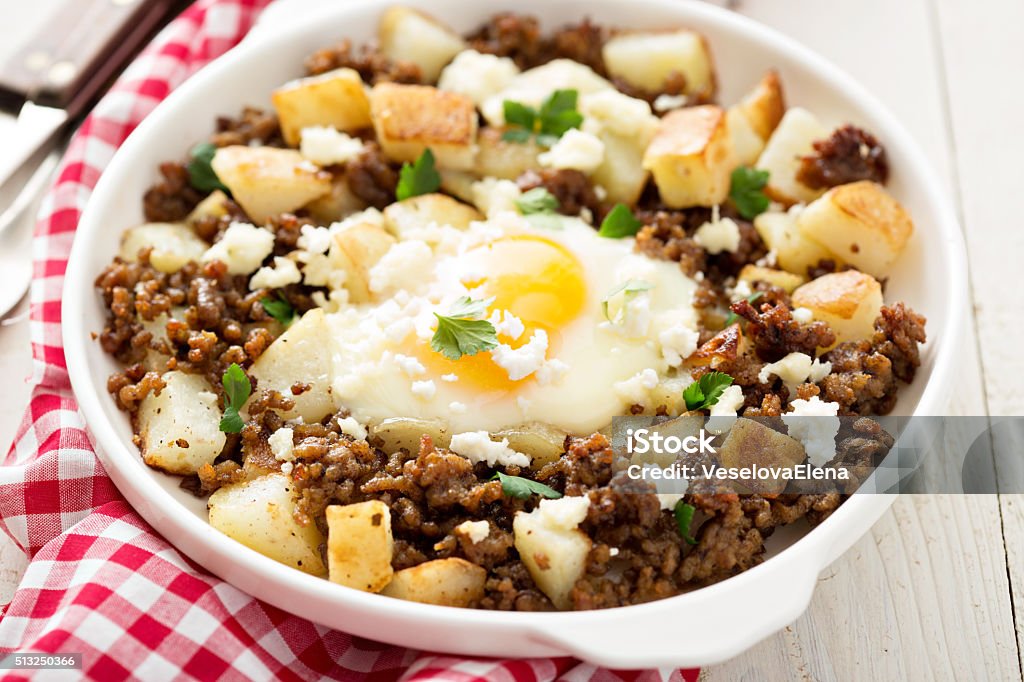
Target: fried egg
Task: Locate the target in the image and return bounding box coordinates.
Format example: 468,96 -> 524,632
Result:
326,213 -> 699,434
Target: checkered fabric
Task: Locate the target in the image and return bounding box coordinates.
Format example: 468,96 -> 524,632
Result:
0,1 -> 700,679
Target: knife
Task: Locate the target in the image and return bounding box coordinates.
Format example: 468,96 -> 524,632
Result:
0,0 -> 185,214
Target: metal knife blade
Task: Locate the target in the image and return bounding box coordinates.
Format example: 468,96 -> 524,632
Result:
0,101 -> 66,196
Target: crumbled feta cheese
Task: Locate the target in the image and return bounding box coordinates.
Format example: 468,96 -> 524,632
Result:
202,222 -> 275,275
657,493 -> 686,511
783,397 -> 841,467
411,380 -> 437,400
337,416 -> 368,441
533,495 -> 590,530
393,353 -> 426,376
609,547 -> 620,557
653,93 -> 689,112
758,352 -> 832,389
250,257 -> 302,290
297,225 -> 332,254
269,427 -> 295,462
301,252 -> 338,288
614,368 -> 660,405
455,519 -> 491,544
299,126 -> 364,165
369,240 -> 433,296
449,401 -> 467,414
538,129 -> 605,174
706,384 -> 745,434
471,177 -> 522,217
581,90 -> 658,138
792,307 -> 814,324
441,373 -> 459,383
449,431 -> 531,467
658,323 -> 700,368
491,329 -> 549,381
731,279 -> 753,300
694,214 -> 741,255
488,310 -> 526,341
608,292 -> 653,338
329,207 -> 386,234
438,50 -> 520,106
535,358 -> 569,386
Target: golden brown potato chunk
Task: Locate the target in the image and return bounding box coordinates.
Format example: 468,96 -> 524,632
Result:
474,127 -> 543,180
381,558 -> 486,607
643,105 -> 735,208
370,83 -> 478,170
326,500 -> 394,593
791,270 -> 883,347
718,418 -> 807,495
797,180 -> 913,279
378,7 -> 465,83
755,107 -> 830,205
602,29 -> 715,96
272,68 -> 372,147
210,146 -> 331,224
738,265 -> 807,294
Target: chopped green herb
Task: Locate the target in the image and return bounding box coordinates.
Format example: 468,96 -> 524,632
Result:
674,501 -> 698,544
431,297 -> 498,361
187,142 -> 229,194
602,279 -> 654,323
682,371 -> 735,411
723,290 -> 765,327
598,203 -> 644,238
493,472 -> 563,500
261,295 -> 295,327
396,148 -> 441,201
516,187 -> 560,215
729,167 -> 771,219
219,363 -> 252,433
501,89 -> 583,147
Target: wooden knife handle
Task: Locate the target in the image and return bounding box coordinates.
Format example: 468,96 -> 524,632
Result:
0,0 -> 181,117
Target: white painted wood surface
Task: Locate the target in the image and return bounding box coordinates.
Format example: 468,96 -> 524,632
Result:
0,0 -> 1021,678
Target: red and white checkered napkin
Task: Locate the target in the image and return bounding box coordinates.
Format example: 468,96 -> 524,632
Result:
0,1 -> 700,679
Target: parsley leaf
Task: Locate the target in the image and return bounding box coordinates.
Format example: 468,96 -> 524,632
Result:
494,472 -> 563,500
501,89 -> 582,147
723,290 -> 765,327
516,187 -> 560,215
219,363 -> 252,433
261,295 -> 295,327
431,297 -> 498,361
396,148 -> 441,201
729,167 -> 771,219
598,203 -> 644,238
602,279 -> 654,323
682,371 -> 735,411
674,501 -> 698,544
187,142 -> 229,194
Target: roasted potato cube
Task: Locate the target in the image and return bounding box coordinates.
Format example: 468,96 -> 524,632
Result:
137,371 -> 225,474
119,223 -> 207,273
271,68 -> 372,147
247,309 -> 334,422
381,557 -> 486,607
753,210 -> 834,277
383,193 -> 481,238
369,84 -> 478,170
439,170 -> 477,204
643,106 -> 734,208
474,127 -> 542,180
755,107 -> 830,205
303,171 -> 367,225
494,422 -> 568,468
797,181 -> 913,279
632,414 -> 704,468
208,474 -> 326,576
718,418 -> 806,495
726,107 -> 765,168
186,190 -> 231,224
326,501 -> 394,592
329,222 -> 397,302
593,130 -> 651,206
602,30 -> 714,97
791,270 -> 883,346
738,71 -> 785,142
378,7 -> 465,83
513,498 -> 592,610
738,265 -> 807,294
370,417 -> 451,453
211,146 -> 331,224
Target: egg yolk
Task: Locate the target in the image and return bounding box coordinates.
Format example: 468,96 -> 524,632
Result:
416,235 -> 586,392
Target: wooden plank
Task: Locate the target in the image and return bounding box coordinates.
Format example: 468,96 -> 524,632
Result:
933,0 -> 1024,671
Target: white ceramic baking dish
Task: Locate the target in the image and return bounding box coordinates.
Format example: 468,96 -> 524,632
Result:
62,0 -> 966,668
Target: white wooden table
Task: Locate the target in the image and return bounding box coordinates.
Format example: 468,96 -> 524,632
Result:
1,0 -> 1022,677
